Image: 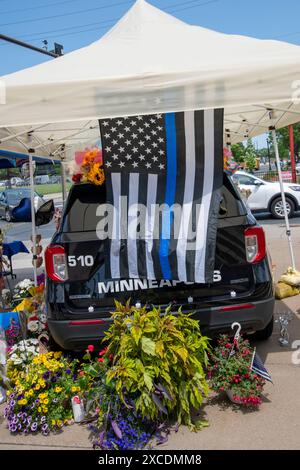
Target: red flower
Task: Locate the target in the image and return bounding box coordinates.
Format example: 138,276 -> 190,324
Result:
87,344 -> 94,352
225,343 -> 231,349
99,347 -> 108,357
72,173 -> 82,183
109,354 -> 114,362
98,358 -> 104,363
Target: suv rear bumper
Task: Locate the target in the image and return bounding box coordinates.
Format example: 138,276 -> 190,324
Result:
48,296 -> 275,351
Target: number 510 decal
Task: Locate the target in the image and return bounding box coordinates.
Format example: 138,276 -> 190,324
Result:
68,255 -> 94,267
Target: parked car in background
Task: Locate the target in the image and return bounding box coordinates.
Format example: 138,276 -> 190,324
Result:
45,174 -> 274,351
232,170 -> 300,218
35,175 -> 50,185
10,177 -> 23,186
0,180 -> 8,187
50,175 -> 61,184
0,188 -> 45,222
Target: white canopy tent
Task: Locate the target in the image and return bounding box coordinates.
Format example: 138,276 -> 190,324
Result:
0,0 -> 299,282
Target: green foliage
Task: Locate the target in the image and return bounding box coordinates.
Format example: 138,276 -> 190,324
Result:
231,143 -> 246,164
244,139 -> 257,172
208,335 -> 266,407
104,301 -> 210,430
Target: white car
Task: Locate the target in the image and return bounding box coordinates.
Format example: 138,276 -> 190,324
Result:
232,171 -> 300,219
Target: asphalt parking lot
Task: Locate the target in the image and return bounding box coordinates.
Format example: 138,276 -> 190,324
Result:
1,210 -> 300,449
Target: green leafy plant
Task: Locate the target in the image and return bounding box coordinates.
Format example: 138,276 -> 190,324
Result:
104,301 -> 210,430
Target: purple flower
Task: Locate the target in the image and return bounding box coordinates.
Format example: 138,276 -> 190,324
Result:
10,425 -> 17,433
35,399 -> 40,404
17,394 -> 24,400
42,423 -> 49,432
40,416 -> 46,424
43,371 -> 50,380
17,412 -> 23,418
66,370 -> 71,375
31,422 -> 38,432
27,416 -> 32,424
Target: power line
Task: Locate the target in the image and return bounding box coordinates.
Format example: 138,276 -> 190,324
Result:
1,0 -> 84,16
0,0 -> 222,42
0,0 -> 132,28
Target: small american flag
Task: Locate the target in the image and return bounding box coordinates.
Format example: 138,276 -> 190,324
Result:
99,110 -> 223,282
251,349 -> 273,383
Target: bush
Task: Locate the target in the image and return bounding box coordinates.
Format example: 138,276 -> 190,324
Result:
104,301 -> 210,430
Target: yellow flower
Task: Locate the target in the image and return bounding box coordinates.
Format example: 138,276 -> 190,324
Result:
51,419 -> 56,426
71,386 -> 78,393
38,406 -> 42,412
28,389 -> 34,397
55,386 -> 62,393
54,352 -> 62,359
25,391 -> 30,398
56,420 -> 63,427
87,164 -> 105,186
18,399 -> 27,406
43,407 -> 48,414
43,399 -> 49,405
35,384 -> 41,391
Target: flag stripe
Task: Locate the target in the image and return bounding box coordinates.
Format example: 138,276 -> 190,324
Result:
204,109 -> 224,280
119,172 -> 129,279
194,109 -> 215,283
145,173 -> 158,279
159,113 -> 177,280
185,110 -> 205,283
110,172 -> 121,279
176,111 -> 196,282
127,172 -> 140,278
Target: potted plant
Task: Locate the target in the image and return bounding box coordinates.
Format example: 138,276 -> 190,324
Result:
207,334 -> 266,407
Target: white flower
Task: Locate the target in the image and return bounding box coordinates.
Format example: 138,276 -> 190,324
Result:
39,314 -> 47,323
12,358 -> 23,365
27,321 -> 39,333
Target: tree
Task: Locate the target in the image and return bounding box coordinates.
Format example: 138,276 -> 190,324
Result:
231,143 -> 245,164
271,122 -> 300,161
244,139 -> 257,173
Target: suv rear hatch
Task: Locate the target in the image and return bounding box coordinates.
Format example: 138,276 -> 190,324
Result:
46,175 -> 263,316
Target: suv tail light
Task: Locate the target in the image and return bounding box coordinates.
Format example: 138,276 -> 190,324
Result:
45,245 -> 68,282
244,226 -> 266,263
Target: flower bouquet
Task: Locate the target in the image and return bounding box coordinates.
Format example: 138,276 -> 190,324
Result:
208,335 -> 266,407
71,148 -> 105,186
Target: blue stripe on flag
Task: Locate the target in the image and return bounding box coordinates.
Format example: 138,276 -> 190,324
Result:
159,113 -> 177,280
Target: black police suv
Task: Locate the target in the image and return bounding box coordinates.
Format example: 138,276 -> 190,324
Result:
45,174 -> 274,350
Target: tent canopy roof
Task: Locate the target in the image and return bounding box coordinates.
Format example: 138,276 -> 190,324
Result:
1,0 -> 300,152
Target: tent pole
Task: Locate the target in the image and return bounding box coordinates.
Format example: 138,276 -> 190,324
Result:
271,128 -> 296,270
61,150 -> 67,204
29,149 -> 38,286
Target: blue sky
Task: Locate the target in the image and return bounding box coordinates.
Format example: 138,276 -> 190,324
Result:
1,0 -> 300,147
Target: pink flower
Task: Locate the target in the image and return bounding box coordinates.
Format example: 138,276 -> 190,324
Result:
87,344 -> 94,352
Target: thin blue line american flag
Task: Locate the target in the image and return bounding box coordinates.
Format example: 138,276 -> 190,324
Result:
99,109 -> 223,283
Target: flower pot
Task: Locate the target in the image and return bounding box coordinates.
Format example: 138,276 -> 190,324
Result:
226,390 -> 241,404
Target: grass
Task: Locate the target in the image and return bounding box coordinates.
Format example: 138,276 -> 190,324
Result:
0,183 -> 72,196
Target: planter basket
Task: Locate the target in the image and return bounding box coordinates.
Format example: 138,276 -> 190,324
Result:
226,390 -> 242,404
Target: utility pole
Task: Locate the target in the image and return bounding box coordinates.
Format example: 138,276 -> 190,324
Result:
289,125 -> 297,184
0,34 -> 63,58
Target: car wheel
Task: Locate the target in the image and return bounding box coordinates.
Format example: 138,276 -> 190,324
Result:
270,196 -> 294,219
253,316 -> 274,341
5,208 -> 12,222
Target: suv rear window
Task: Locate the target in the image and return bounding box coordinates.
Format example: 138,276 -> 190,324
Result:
61,184 -> 106,233
61,175 -> 246,233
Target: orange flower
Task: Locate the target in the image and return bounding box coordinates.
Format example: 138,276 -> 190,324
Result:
87,163 -> 105,186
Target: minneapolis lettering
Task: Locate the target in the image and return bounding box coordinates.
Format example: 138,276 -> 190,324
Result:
98,271 -> 222,294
